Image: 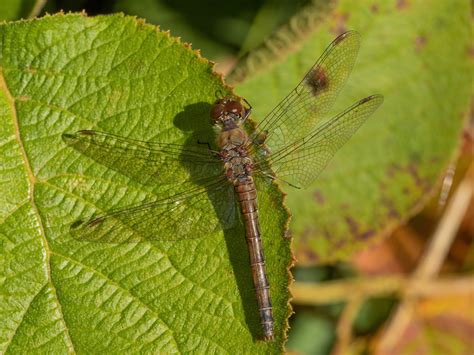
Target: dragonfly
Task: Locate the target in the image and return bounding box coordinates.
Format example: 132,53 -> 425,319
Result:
63,31 -> 383,341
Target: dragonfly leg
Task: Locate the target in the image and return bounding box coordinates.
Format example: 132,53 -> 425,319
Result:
255,130 -> 268,145
197,139 -> 212,150
196,140 -> 221,158
242,98 -> 253,122
261,171 -> 302,189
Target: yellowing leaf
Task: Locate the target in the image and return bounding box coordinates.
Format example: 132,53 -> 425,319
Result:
234,0 -> 472,263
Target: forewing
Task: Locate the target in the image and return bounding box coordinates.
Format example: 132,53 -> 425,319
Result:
257,95 -> 383,188
62,130 -> 223,187
70,177 -> 236,242
253,31 -> 361,153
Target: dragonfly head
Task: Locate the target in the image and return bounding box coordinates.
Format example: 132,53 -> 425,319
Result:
210,97 -> 244,129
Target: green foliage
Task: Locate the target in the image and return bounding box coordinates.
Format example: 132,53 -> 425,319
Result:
286,313 -> 335,355
2,0 -> 472,353
0,13 -> 291,353
113,0 -> 261,59
353,297 -> 397,335
113,0 -> 312,60
0,0 -> 44,21
233,0 -> 472,262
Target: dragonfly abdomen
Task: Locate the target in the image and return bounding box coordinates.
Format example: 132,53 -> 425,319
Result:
234,181 -> 274,341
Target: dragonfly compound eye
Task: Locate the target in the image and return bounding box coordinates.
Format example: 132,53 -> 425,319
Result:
210,103 -> 225,122
225,100 -> 243,117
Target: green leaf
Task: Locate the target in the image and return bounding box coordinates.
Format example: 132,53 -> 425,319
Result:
353,297 -> 396,335
286,313 -> 335,355
232,0 -> 472,262
0,13 -> 291,353
0,0 -> 46,21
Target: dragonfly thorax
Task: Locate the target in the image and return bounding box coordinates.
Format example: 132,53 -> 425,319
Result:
218,128 -> 253,185
217,127 -> 246,149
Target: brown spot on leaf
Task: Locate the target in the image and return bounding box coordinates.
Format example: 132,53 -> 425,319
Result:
380,197 -> 401,219
344,216 -> 377,241
430,156 -> 441,164
387,162 -> 431,193
331,12 -> 349,36
415,35 -> 427,52
359,229 -> 376,240
334,238 -> 346,249
313,190 -> 325,204
396,0 -> 409,10
303,249 -> 319,263
305,67 -> 329,96
407,162 -> 426,189
467,45 -> 474,59
297,228 -> 320,263
379,179 -> 388,191
370,4 -> 379,13
345,216 -> 359,236
340,203 -> 350,210
386,163 -> 401,178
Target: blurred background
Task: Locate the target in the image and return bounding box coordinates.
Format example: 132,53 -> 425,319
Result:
2,0 -> 472,354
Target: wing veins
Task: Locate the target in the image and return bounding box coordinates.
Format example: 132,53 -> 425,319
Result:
66,130 -> 221,163
254,31 -> 361,139
74,175 -> 230,241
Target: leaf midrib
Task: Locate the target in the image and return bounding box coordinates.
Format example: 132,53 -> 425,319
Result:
0,67 -> 76,353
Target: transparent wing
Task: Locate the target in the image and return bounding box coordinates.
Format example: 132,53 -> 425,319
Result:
62,130 -> 223,187
63,130 -> 235,242
252,31 -> 361,153
70,176 -> 236,242
254,95 -> 384,188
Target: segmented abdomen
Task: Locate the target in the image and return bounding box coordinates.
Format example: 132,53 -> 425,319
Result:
234,181 -> 274,341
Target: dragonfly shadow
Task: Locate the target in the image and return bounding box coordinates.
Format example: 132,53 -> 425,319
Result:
174,102 -> 262,341
173,102 -> 215,144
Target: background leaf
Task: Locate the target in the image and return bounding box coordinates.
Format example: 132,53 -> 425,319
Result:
232,0 -> 472,263
113,0 -> 262,60
0,0 -> 46,21
0,13 -> 292,353
112,0 -> 312,61
383,294 -> 474,355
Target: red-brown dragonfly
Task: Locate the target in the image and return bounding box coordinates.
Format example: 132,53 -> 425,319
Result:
63,31 -> 383,341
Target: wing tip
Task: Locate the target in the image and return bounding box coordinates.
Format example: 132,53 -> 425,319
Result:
69,219 -> 86,240
62,129 -> 97,145
70,217 -> 106,241
61,132 -> 78,145
334,30 -> 361,44
361,94 -> 384,106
